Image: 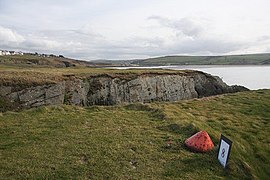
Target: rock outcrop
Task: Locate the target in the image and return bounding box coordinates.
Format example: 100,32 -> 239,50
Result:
0,71 -> 248,110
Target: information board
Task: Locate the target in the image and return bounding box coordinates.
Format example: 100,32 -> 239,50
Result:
218,134 -> 232,168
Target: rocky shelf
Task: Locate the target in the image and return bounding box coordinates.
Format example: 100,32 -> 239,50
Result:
0,70 -> 248,110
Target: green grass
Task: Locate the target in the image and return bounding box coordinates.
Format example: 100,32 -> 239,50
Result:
132,53 -> 270,66
0,55 -> 65,67
0,90 -> 269,179
0,64 -> 192,88
0,54 -> 89,68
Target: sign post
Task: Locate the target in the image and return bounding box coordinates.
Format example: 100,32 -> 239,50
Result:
218,134 -> 232,168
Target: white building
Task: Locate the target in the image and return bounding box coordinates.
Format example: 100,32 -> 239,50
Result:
0,50 -> 24,56
18,51 -> 24,55
1,50 -> 11,55
9,51 -> 15,55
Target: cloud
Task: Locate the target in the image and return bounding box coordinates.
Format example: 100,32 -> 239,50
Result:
0,26 -> 63,53
148,16 -> 204,38
0,24 -> 246,60
256,35 -> 270,42
0,26 -> 25,45
0,25 -> 104,58
169,38 -> 245,55
22,38 -> 61,51
144,16 -> 248,56
0,16 -> 268,60
0,0 -> 270,59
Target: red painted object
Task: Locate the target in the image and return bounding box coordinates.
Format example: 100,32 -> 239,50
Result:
185,131 -> 214,152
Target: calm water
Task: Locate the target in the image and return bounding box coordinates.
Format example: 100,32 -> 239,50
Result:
114,65 -> 270,90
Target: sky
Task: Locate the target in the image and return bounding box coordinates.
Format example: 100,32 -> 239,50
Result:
0,0 -> 270,60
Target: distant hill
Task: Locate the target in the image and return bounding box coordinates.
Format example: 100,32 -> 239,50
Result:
0,54 -> 97,68
134,53 -> 270,66
1,53 -> 270,67
93,53 -> 270,66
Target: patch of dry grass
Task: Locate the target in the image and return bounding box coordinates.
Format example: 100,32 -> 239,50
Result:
0,65 -> 192,87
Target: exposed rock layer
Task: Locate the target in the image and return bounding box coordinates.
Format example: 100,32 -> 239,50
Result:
0,71 -> 248,109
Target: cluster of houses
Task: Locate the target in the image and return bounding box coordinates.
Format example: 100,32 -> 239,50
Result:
0,50 -> 24,56
33,52 -> 64,58
0,50 -> 65,58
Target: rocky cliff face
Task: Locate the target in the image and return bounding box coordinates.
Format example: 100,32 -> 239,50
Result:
0,71 -> 248,110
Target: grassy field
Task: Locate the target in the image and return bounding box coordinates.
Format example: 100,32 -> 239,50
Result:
0,90 -> 269,179
0,54 -> 94,68
91,53 -> 270,66
0,63 -> 192,88
130,53 -> 270,66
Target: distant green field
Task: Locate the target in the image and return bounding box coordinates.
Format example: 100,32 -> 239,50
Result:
2,53 -> 270,67
0,54 -> 105,69
1,90 -> 269,179
131,53 -> 270,66
0,54 -> 68,67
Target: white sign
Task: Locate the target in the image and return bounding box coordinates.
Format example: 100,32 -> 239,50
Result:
218,135 -> 232,168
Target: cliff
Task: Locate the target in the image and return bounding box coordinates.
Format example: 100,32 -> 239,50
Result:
0,71 -> 248,110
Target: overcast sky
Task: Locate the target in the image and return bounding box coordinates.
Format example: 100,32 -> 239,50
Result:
0,0 -> 270,60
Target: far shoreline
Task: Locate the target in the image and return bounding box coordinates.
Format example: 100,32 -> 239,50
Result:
109,65 -> 270,90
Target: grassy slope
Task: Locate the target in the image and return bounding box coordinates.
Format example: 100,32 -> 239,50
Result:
0,54 -> 94,68
0,90 -> 269,179
132,54 -> 270,66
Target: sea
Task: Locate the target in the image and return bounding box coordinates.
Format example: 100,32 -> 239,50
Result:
114,65 -> 270,90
